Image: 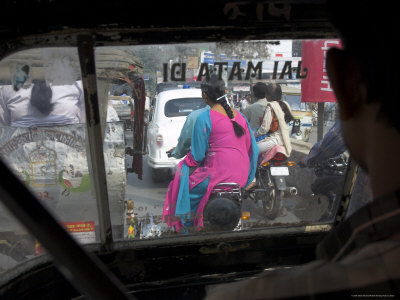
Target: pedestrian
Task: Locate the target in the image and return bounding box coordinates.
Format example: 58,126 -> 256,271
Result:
240,94 -> 250,111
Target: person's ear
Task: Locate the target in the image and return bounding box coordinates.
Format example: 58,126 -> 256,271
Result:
326,48 -> 366,120
202,91 -> 208,103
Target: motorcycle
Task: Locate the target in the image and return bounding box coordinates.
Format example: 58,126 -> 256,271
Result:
203,146 -> 298,231
244,146 -> 297,220
309,154 -> 348,221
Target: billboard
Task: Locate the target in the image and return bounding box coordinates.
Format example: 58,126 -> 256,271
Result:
301,39 -> 342,103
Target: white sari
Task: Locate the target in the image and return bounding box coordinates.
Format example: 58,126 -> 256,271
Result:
255,100 -> 292,157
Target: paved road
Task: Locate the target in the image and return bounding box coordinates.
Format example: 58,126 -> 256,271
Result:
124,131 -> 335,236
125,155 -> 169,217
0,129 -> 335,239
0,128 -> 339,272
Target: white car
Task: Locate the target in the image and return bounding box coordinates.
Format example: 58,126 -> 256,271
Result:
146,86 -> 205,182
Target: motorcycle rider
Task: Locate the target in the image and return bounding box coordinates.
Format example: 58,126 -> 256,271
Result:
244,83 -> 294,190
254,83 -> 293,159
166,104 -> 210,159
300,120 -> 373,218
243,82 -> 269,130
300,120 -> 346,167
163,75 -> 258,232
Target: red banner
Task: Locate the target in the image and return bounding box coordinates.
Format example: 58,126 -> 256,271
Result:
301,39 -> 342,103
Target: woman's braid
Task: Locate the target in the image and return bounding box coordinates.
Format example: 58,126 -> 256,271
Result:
218,97 -> 245,137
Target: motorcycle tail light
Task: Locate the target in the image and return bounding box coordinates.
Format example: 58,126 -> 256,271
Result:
287,161 -> 295,167
273,162 -> 283,166
272,152 -> 287,161
156,134 -> 163,147
241,211 -> 251,220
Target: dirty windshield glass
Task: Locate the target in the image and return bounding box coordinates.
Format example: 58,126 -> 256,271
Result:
97,40 -> 369,240
0,40 -> 371,274
0,48 -> 120,274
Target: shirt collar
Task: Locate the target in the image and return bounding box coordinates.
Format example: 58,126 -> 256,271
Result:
316,190 -> 400,261
256,98 -> 269,105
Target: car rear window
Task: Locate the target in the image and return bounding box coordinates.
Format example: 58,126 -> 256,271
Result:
164,97 -> 205,117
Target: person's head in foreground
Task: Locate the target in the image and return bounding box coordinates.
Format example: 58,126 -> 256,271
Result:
326,0 -> 400,198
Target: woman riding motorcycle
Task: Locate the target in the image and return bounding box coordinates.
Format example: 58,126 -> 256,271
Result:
255,83 -> 294,162
162,75 -> 258,232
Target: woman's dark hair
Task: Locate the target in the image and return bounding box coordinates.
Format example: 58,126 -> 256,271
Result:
30,80 -> 53,115
277,101 -> 295,123
201,74 -> 244,137
267,83 -> 294,123
266,83 -> 282,101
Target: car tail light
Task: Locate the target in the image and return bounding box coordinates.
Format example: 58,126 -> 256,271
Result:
156,134 -> 163,147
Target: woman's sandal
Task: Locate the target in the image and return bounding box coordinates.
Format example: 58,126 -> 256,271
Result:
245,181 -> 257,190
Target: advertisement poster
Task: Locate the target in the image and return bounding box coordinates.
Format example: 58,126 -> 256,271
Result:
301,39 -> 342,103
0,122 -> 126,243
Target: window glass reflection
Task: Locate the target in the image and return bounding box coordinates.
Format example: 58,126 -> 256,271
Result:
0,41 -> 373,258
103,40 -> 365,240
0,48 -> 100,272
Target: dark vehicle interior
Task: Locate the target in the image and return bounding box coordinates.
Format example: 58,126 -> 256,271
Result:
0,1 -> 357,299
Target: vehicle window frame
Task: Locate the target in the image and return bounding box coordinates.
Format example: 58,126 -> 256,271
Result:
0,39 -> 352,248
0,2 -> 361,297
0,37 -> 356,278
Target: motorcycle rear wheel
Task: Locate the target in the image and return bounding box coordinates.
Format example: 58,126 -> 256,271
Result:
263,188 -> 283,220
203,196 -> 241,231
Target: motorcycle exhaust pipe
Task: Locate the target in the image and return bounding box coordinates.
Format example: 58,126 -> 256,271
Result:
286,187 -> 298,196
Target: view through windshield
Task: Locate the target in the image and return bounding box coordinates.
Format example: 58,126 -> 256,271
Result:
0,40 -> 369,274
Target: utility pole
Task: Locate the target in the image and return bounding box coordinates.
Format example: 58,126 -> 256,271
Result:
317,102 -> 324,141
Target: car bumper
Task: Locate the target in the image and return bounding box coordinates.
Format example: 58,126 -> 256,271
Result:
147,156 -> 181,169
